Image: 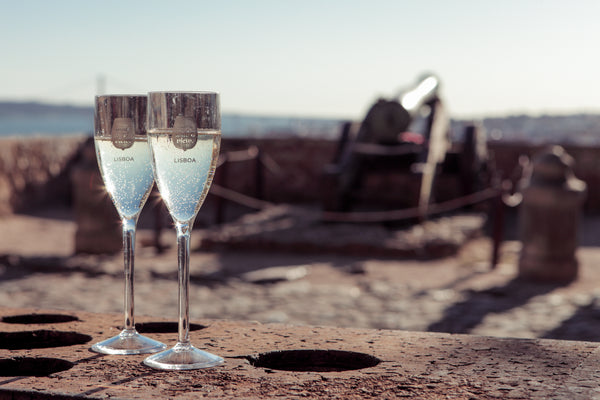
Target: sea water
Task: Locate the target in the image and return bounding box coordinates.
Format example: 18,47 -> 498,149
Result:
0,109 -> 342,138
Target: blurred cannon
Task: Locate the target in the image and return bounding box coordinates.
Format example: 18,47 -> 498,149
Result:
322,74 -> 489,219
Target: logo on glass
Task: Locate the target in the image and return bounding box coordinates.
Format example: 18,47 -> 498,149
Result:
111,117 -> 135,150
173,115 -> 197,150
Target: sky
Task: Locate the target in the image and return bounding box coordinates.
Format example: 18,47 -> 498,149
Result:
1,0 -> 600,120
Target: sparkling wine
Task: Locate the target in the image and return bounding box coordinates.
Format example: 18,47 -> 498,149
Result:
95,137 -> 154,219
148,129 -> 221,223
91,94 -> 166,356
143,92 -> 223,370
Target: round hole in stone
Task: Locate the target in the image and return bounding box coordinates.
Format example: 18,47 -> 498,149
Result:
134,322 -> 205,334
2,313 -> 80,324
0,330 -> 92,350
0,357 -> 74,377
247,349 -> 381,372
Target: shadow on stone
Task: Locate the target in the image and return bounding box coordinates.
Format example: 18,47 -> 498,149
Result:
2,313 -> 79,324
0,357 -> 74,377
427,278 -> 562,335
541,301 -> 600,342
0,330 -> 91,350
247,349 -> 380,372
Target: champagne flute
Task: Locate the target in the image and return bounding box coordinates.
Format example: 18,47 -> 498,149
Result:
143,91 -> 224,370
91,95 -> 167,355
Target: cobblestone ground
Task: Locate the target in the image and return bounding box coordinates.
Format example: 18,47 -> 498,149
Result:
2,210 -> 600,343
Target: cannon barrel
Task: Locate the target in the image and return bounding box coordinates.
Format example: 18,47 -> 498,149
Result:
358,74 -> 441,144
399,74 -> 440,115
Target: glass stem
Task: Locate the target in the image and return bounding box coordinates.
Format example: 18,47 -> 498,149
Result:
176,222 -> 191,345
122,217 -> 137,333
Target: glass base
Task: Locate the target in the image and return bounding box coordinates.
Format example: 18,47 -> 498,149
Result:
143,342 -> 224,370
91,329 -> 167,355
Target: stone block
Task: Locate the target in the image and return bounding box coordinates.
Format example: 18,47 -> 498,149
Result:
0,306 -> 598,399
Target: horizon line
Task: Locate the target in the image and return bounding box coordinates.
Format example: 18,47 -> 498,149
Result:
1,98 -> 600,121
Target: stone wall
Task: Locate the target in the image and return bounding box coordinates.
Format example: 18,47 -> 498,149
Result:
0,136 -> 598,215
0,136 -> 87,214
218,138 -> 336,204
221,138 -> 600,212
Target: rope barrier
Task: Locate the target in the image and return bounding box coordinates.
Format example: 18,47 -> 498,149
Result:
213,146 -> 503,223
218,146 -> 259,164
321,187 -> 498,223
218,146 -> 282,174
210,184 -> 273,211
210,183 -> 500,224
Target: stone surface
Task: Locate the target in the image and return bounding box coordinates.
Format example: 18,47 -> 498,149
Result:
69,137 -> 122,254
4,209 -> 600,345
200,205 -> 485,258
3,137 -> 600,397
2,208 -> 600,397
0,306 -> 599,399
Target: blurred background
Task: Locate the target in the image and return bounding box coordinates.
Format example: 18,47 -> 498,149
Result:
2,0 -> 600,343
2,0 -> 600,135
